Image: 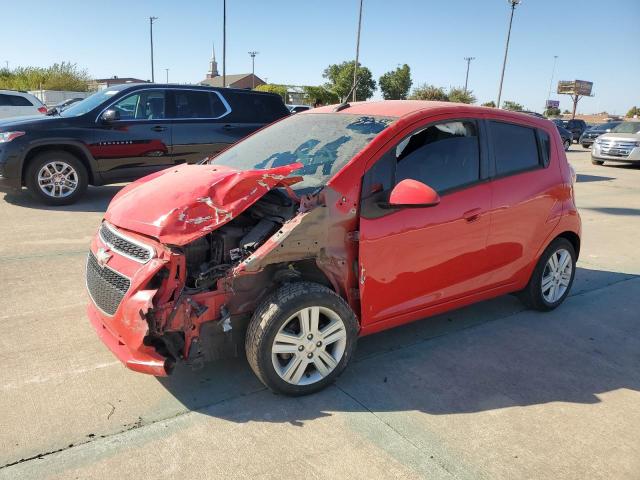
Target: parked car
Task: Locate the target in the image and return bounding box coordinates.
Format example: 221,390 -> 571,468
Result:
552,118 -> 587,142
579,121 -> 622,148
46,97 -> 84,115
86,101 -> 581,396
0,83 -> 290,205
591,121 -> 640,165
287,104 -> 312,113
0,90 -> 47,119
555,125 -> 573,151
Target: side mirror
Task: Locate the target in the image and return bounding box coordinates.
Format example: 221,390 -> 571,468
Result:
388,179 -> 440,208
100,109 -> 120,123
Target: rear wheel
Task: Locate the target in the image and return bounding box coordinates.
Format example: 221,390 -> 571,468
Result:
563,139 -> 571,151
25,150 -> 88,205
246,282 -> 358,396
591,158 -> 604,165
518,238 -> 576,311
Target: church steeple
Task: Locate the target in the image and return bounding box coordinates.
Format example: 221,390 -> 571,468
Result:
207,42 -> 219,78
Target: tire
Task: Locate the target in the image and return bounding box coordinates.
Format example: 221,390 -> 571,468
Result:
25,150 -> 88,205
246,282 -> 359,396
518,238 -> 576,311
563,139 -> 571,151
591,158 -> 604,165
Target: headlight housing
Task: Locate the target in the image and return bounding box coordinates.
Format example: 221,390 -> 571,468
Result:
594,137 -> 604,144
0,131 -> 25,143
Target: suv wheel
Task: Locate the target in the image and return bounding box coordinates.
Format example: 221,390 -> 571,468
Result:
246,282 -> 358,396
563,139 -> 571,151
591,159 -> 604,165
25,151 -> 88,205
518,238 -> 576,311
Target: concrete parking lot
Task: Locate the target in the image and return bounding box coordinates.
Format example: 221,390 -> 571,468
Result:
0,148 -> 638,479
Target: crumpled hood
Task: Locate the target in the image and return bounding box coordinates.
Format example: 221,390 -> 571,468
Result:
105,163 -> 302,246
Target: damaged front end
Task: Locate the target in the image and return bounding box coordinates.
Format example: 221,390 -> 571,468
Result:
86,162 -> 359,375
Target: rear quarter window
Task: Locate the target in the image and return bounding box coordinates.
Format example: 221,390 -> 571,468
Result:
489,121 -> 542,176
225,92 -> 289,123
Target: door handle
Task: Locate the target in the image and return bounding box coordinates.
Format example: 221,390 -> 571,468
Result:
463,208 -> 483,223
222,124 -> 233,130
151,126 -> 167,132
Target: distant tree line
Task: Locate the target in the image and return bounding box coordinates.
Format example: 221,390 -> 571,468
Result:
0,62 -> 89,91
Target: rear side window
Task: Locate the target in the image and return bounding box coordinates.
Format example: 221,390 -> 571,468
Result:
395,120 -> 480,193
538,130 -> 551,167
173,90 -> 227,119
0,94 -> 34,106
489,121 -> 541,176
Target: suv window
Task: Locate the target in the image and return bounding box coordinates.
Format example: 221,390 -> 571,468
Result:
113,90 -> 165,120
224,91 -> 289,123
395,120 -> 480,193
489,121 -> 541,176
173,90 -> 227,119
0,94 -> 34,107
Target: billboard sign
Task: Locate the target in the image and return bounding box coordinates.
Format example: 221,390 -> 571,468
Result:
545,99 -> 560,109
557,80 -> 593,96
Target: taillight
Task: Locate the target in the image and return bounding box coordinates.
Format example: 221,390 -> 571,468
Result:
37,106 -> 47,114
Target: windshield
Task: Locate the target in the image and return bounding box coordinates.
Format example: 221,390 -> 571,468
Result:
611,122 -> 640,134
211,113 -> 396,191
59,89 -> 121,117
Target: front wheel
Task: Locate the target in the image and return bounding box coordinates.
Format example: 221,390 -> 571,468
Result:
25,150 -> 88,205
563,139 -> 571,151
518,238 -> 576,311
591,158 -> 604,165
246,282 -> 359,396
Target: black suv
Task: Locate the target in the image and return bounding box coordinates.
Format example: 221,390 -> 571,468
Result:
0,84 -> 290,205
552,118 -> 587,143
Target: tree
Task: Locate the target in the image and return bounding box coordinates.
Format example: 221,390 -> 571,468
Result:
0,62 -> 89,91
379,64 -> 412,100
408,84 -> 448,101
502,100 -> 524,112
302,85 -> 339,106
481,100 -> 496,108
544,107 -> 561,117
323,61 -> 376,101
627,106 -> 640,118
563,109 -> 571,114
255,84 -> 288,102
448,87 -> 476,104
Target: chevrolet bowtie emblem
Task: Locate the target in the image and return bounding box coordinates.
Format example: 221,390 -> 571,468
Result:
96,247 -> 112,268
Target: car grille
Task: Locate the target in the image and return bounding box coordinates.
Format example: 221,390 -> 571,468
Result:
99,222 -> 153,263
86,252 -> 131,316
598,140 -> 635,158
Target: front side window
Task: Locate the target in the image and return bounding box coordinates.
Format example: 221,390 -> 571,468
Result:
212,113 -> 395,191
489,121 -> 541,176
394,121 -> 480,193
112,90 -> 165,120
173,90 -> 227,119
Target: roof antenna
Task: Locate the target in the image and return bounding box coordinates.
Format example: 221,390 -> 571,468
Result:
334,77 -> 363,111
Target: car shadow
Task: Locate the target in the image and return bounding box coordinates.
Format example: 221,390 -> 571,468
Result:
2,185 -> 124,212
158,267 -> 640,423
582,207 -> 640,216
576,173 -> 615,183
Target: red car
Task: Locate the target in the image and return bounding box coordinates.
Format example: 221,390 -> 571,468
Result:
87,101 -> 581,395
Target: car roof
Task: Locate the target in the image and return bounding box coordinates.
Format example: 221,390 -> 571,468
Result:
307,100 -> 554,128
113,83 -> 281,97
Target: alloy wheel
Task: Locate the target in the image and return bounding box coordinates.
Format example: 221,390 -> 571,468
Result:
541,248 -> 573,303
37,161 -> 79,198
271,306 -> 347,385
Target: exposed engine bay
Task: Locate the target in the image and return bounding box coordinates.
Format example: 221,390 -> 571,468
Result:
182,189 -> 298,291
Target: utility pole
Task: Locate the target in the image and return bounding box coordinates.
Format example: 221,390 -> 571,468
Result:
165,68 -> 169,83
496,0 -> 521,108
546,55 -> 558,109
248,51 -> 259,89
352,0 -> 363,102
149,16 -> 158,82
222,0 -> 226,88
464,57 -> 475,93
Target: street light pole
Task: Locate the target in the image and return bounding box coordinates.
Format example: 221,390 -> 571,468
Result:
248,51 -> 259,89
149,16 -> 158,83
165,68 -> 169,83
464,56 -> 475,93
352,0 -> 363,102
222,0 -> 226,88
496,0 -> 521,108
546,55 -> 558,108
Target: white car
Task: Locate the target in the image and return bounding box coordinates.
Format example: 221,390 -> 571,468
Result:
287,104 -> 312,113
591,121 -> 640,166
0,90 -> 47,120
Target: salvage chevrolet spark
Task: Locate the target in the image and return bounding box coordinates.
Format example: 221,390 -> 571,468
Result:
87,101 -> 581,395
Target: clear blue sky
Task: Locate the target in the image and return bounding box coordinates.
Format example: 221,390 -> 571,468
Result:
3,0 -> 639,114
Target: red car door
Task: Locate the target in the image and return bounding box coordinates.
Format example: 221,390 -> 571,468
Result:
358,118 -> 492,329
